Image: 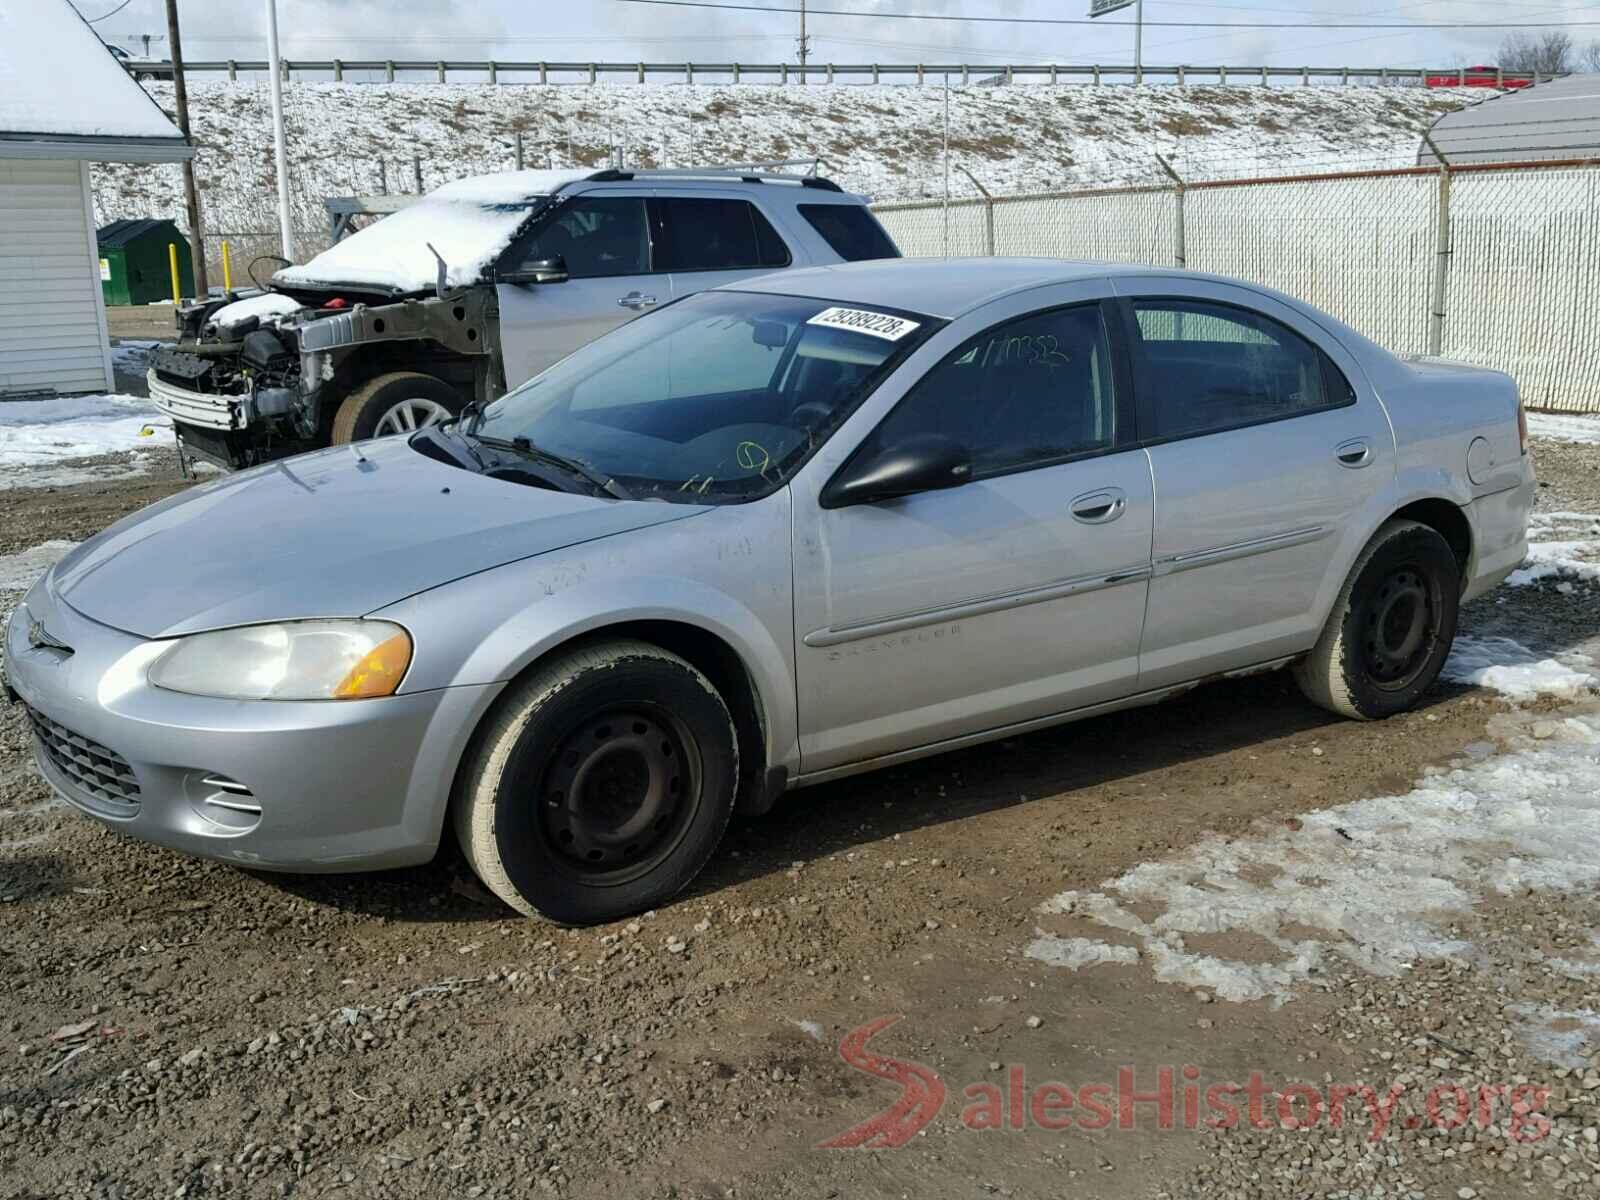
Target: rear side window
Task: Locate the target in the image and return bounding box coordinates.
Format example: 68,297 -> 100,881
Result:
655,198 -> 791,271
798,204 -> 900,262
1131,299 -> 1351,440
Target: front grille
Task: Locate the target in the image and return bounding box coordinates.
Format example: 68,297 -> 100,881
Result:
26,706 -> 141,808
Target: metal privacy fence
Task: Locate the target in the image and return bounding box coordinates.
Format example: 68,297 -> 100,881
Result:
873,160 -> 1600,414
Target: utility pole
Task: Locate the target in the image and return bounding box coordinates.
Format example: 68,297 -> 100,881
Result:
1135,0 -> 1144,84
796,0 -> 810,84
163,0 -> 208,295
265,0 -> 295,260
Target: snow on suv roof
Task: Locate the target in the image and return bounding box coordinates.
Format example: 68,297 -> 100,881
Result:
272,167 -> 861,297
274,169 -> 593,295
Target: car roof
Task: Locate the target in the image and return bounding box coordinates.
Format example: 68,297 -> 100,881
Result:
726,257 -> 1190,319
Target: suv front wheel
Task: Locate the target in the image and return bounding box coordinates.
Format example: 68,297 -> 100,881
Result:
330,371 -> 464,443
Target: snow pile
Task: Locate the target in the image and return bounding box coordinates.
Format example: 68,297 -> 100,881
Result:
1508,1004 -> 1600,1070
1527,412 -> 1600,445
91,81 -> 1479,270
276,170 -> 587,293
208,292 -> 305,330
0,394 -> 166,489
1506,510 -> 1600,591
1026,641 -> 1600,1006
1442,635 -> 1597,702
0,541 -> 77,593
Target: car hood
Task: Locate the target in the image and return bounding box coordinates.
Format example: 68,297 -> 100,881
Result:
51,437 -> 706,639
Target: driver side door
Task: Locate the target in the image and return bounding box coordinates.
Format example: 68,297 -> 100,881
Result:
790,292 -> 1155,775
496,191 -> 662,388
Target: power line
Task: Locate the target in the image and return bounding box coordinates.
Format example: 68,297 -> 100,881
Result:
610,0 -> 1600,29
73,0 -> 135,22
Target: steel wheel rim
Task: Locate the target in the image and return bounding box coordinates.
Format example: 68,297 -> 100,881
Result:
1363,566 -> 1439,691
537,705 -> 701,884
373,397 -> 453,437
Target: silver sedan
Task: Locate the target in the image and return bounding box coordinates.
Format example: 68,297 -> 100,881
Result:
5,259 -> 1535,923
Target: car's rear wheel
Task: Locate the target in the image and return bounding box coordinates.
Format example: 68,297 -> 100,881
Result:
330,371 -> 463,444
1293,519 -> 1460,720
453,640 -> 739,924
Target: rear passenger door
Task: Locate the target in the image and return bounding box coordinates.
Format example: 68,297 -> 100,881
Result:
496,192 -> 661,387
653,195 -> 796,302
1118,282 -> 1389,689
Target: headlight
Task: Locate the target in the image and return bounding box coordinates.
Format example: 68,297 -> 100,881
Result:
148,620 -> 412,701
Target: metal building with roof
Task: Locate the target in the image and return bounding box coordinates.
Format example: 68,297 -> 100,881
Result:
1420,74 -> 1600,167
0,0 -> 192,397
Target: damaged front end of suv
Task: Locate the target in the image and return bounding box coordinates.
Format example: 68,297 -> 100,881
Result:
150,284 -> 503,471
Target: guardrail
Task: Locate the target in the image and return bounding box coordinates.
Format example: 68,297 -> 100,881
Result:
123,60 -> 1551,88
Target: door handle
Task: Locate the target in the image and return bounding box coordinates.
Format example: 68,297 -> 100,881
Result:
1070,487 -> 1127,525
1335,438 -> 1373,468
617,292 -> 657,310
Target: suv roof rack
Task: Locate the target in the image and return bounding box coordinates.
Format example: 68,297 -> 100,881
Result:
580,167 -> 844,193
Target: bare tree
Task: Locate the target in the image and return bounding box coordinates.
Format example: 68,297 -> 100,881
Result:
1583,39 -> 1600,73
1498,31 -> 1574,76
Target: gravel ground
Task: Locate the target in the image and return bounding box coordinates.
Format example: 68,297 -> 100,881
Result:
1,435 -> 1597,1199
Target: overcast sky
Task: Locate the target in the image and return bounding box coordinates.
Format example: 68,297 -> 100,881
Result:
79,0 -> 1600,71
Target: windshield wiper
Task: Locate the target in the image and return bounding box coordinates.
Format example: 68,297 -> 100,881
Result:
479,434 -> 631,501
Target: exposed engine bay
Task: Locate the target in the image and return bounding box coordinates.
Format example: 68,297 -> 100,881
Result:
148,287 -> 501,470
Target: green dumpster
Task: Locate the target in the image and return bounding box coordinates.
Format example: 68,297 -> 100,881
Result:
97,218 -> 194,306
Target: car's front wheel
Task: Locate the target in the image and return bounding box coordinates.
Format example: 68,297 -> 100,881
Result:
330,371 -> 463,444
1293,519 -> 1460,720
453,640 -> 740,924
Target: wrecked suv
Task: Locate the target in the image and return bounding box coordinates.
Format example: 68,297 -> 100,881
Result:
148,167 -> 900,469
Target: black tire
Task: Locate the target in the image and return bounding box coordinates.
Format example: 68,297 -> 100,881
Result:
1293,519 -> 1460,720
453,640 -> 739,924
329,371 -> 463,444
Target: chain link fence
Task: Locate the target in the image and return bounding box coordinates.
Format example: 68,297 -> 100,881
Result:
874,161 -> 1600,414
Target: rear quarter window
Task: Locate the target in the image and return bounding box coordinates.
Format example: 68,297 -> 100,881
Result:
798,204 -> 901,262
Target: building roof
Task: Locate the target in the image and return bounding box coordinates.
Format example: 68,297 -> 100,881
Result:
0,0 -> 191,163
97,217 -> 182,248
1420,74 -> 1600,167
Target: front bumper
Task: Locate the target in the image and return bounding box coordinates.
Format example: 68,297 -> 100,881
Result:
5,577 -> 501,873
147,368 -> 250,432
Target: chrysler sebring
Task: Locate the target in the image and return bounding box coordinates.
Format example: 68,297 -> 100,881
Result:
4,259 -> 1535,923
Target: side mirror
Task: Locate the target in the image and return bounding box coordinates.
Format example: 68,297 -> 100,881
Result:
821,433 -> 972,509
497,256 -> 569,285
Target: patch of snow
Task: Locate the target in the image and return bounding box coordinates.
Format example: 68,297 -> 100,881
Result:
0,0 -> 185,142
275,169 -> 590,293
92,81 -> 1482,270
1508,1004 -> 1600,1070
1028,702 -> 1600,1005
0,394 -> 167,490
1527,412 -> 1600,445
0,542 -> 78,593
209,292 -> 305,331
110,340 -> 160,373
1443,636 -> 1596,702
1506,511 -> 1600,590
1024,936 -> 1140,972
791,1019 -> 825,1042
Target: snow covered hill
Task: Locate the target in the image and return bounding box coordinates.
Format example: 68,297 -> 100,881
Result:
92,80 -> 1477,274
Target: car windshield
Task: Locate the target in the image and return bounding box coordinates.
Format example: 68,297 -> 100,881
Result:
472,290 -> 934,503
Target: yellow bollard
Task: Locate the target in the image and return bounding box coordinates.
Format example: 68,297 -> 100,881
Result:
221,240 -> 233,291
168,243 -> 181,305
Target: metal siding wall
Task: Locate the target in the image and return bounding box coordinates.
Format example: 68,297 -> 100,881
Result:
0,158 -> 111,396
875,164 -> 1600,413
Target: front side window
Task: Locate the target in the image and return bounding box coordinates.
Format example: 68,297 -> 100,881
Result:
655,198 -> 791,271
511,196 -> 650,278
475,291 -> 933,502
798,204 -> 900,262
861,304 -> 1117,479
1132,299 -> 1348,439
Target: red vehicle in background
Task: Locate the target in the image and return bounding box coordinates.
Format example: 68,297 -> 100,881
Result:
1425,64 -> 1535,89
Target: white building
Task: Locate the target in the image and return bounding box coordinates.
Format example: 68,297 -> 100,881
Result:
0,0 -> 191,398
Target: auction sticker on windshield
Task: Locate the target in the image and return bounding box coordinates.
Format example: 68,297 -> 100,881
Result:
806,307 -> 921,341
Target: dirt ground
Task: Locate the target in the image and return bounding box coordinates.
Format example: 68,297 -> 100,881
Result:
2,435 -> 1598,1200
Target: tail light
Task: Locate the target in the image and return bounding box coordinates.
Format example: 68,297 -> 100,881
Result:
1517,394 -> 1529,456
